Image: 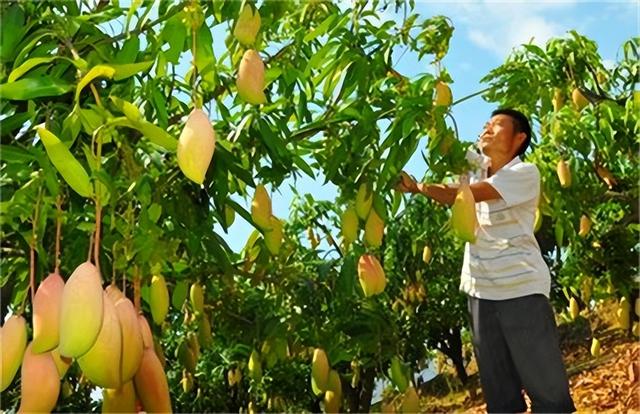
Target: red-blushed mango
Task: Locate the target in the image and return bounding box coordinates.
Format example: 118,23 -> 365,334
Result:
340,207 -> 358,246
400,386 -> 420,413
138,314 -> 154,349
190,282 -> 204,315
233,4 -> 261,46
32,272 -> 65,353
556,160 -> 571,188
177,109 -> 216,185
311,348 -> 330,393
105,283 -> 124,302
354,183 -> 373,220
251,184 -> 272,230
323,369 -> 342,413
364,208 -> 384,248
102,380 -> 137,413
78,292 -> 122,389
134,347 -> 172,413
149,274 -> 170,325
59,261 -> 104,358
18,343 -> 60,413
114,295 -> 144,383
50,347 -> 72,378
1,315 -> 27,391
451,181 -> 477,243
237,49 -> 266,105
357,254 -> 386,297
264,216 -> 283,255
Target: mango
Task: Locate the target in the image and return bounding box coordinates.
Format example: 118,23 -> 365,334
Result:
355,183 -> 373,220
149,274 -> 170,325
323,369 -> 342,413
590,337 -> 601,357
578,215 -> 591,237
59,261 -> 104,358
595,164 -> 617,189
248,349 -> 262,381
340,207 -> 358,246
422,245 -> 432,263
364,208 -> 384,248
105,283 -> 124,302
556,160 -> 571,188
618,297 -> 630,330
78,292 -> 122,389
180,370 -> 194,393
32,272 -> 65,353
381,401 -> 396,413
197,313 -> 213,348
50,347 -> 72,378
1,315 -> 27,391
451,181 -> 477,243
134,348 -> 172,413
264,215 -> 283,255
233,4 -> 261,46
357,254 -> 386,297
18,343 -> 60,413
572,88 -> 589,111
138,314 -> 154,349
635,298 -> 640,317
190,282 -> 204,315
401,386 -> 420,413
311,348 -> 330,393
102,381 -> 136,413
568,297 -> 579,320
251,184 -> 272,230
237,49 -> 266,105
177,341 -> 197,374
552,88 -> 564,112
114,295 -> 144,382
177,109 -> 216,185
434,81 -> 452,106
225,205 -> 236,227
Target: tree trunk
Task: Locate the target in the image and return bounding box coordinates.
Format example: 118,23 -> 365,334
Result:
357,367 -> 376,413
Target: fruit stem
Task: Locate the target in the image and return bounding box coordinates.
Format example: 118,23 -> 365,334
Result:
54,195 -> 62,274
134,265 -> 141,312
30,186 -> 43,303
191,26 -> 199,108
87,231 -> 94,263
89,83 -> 103,107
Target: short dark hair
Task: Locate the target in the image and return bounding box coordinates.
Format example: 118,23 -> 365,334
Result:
491,108 -> 531,157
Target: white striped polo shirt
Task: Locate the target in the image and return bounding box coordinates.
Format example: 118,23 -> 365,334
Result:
459,156 -> 551,300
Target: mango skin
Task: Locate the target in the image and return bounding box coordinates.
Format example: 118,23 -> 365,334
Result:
251,184 -> 272,230
18,343 -> 60,414
233,5 -> 261,46
311,348 -> 330,393
102,381 -> 137,413
323,369 -> 342,413
149,274 -> 170,325
364,208 -> 384,248
114,295 -> 144,383
237,49 -> 266,105
177,109 -> 216,185
355,183 -> 373,220
341,207 -> 358,245
134,348 -> 172,413
32,272 -> 65,353
1,315 -> 28,391
451,182 -> 478,243
358,254 -> 386,297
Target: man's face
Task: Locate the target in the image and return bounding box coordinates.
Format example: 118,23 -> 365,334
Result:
478,114 -> 525,158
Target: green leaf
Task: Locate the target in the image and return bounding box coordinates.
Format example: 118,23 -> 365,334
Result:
115,35 -> 140,64
0,145 -> 34,164
0,76 -> 73,100
110,61 -> 154,81
303,13 -> 337,43
135,121 -> 178,151
36,127 -> 93,197
195,24 -> 215,86
1,4 -> 26,62
161,14 -> 187,64
8,57 -> 58,82
75,65 -> 116,102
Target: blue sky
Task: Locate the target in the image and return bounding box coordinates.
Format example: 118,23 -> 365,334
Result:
215,0 -> 639,253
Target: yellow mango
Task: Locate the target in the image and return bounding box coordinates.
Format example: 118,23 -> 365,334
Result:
264,215 -> 283,255
32,272 -> 65,353
556,160 -> 571,188
78,292 -> 122,389
138,314 -> 154,349
190,283 -> 204,315
134,348 -> 172,413
197,313 -> 213,348
340,207 -> 358,246
18,343 -> 60,413
552,88 -> 564,112
149,274 -> 170,325
1,315 -> 27,391
311,348 -> 330,393
323,369 -> 342,413
355,183 -> 373,220
50,347 -> 72,378
534,208 -> 542,233
102,381 -> 137,413
248,349 -> 262,381
114,296 -> 144,383
434,81 -> 452,106
364,208 -> 384,248
568,297 -> 579,320
422,245 -> 432,263
59,261 -> 104,358
237,49 -> 266,105
451,181 -> 477,243
251,184 -> 272,230
357,254 -> 386,297
233,4 -> 261,46
177,109 -> 216,185
578,215 -> 591,237
572,88 -> 589,111
590,337 -> 601,357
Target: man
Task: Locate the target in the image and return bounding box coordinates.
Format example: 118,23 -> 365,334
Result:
397,109 -> 576,413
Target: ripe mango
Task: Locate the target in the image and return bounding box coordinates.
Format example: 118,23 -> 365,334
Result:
401,386 -> 420,413
341,207 -> 358,246
237,49 -> 266,105
323,369 -> 342,413
113,295 -> 144,383
264,215 -> 283,255
251,184 -> 272,230
177,109 -> 216,185
50,347 -> 72,378
357,254 -> 386,297
572,88 -> 589,111
595,164 -> 617,189
149,274 -> 170,325
1,315 -> 27,391
134,348 -> 172,413
311,348 -> 330,393
18,343 -> 60,413
59,261 -> 104,358
635,298 -> 640,317
190,283 -> 205,315
355,183 -> 373,220
248,349 -> 262,381
451,181 -> 477,243
78,292 -> 122,389
32,272 -> 65,353
556,160 -> 571,188
102,381 -> 136,413
590,337 -> 601,357
364,208 -> 384,248
422,245 -> 432,263
578,215 -> 591,237
434,81 -> 452,106
568,297 -> 579,320
138,314 -> 154,349
233,4 -> 261,46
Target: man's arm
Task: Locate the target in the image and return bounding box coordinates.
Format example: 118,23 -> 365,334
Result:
396,175 -> 502,206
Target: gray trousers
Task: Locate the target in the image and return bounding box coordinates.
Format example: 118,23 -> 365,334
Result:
468,294 -> 576,413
